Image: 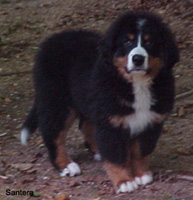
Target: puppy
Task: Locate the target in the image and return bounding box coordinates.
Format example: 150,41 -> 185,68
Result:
20,11 -> 179,193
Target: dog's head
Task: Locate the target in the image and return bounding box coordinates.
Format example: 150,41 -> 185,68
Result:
101,11 -> 179,80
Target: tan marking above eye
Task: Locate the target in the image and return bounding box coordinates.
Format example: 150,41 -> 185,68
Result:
127,34 -> 135,40
144,34 -> 150,41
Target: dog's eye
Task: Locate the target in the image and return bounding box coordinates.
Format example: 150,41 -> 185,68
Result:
145,41 -> 151,45
125,40 -> 133,46
144,40 -> 152,47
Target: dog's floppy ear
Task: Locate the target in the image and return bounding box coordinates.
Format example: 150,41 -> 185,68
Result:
97,30 -> 118,74
99,28 -> 117,61
162,24 -> 179,69
99,35 -> 113,61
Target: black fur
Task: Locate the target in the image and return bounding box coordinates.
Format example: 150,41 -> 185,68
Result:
33,30 -> 100,168
22,11 -> 179,168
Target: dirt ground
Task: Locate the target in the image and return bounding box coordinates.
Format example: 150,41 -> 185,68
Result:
0,0 -> 193,199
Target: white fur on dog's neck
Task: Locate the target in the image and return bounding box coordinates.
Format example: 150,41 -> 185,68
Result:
110,74 -> 164,136
125,74 -> 160,136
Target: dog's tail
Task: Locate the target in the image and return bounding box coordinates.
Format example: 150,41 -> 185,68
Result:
20,103 -> 38,145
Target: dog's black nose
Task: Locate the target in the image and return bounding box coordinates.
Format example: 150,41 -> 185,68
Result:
132,54 -> 145,66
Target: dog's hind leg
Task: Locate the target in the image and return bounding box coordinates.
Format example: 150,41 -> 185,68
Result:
80,119 -> 101,161
56,109 -> 81,177
40,108 -> 81,177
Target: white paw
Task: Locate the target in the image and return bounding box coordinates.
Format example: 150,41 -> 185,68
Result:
94,153 -> 102,161
60,162 -> 81,177
135,173 -> 153,186
116,181 -> 138,194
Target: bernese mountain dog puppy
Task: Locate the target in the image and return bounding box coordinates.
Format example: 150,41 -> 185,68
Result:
20,11 -> 179,193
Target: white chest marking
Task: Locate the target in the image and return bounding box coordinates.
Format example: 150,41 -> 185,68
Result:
109,78 -> 166,136
125,75 -> 159,136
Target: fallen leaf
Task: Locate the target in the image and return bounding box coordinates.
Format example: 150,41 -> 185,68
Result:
91,198 -> 101,200
1,160 -> 7,168
31,46 -> 39,50
22,177 -> 36,184
163,125 -> 172,133
31,153 -> 42,163
99,189 -> 109,195
45,181 -> 56,186
0,175 -> 8,180
4,98 -> 11,103
177,148 -> 193,155
178,106 -> 185,117
55,193 -> 70,200
11,163 -> 33,171
69,180 -> 80,187
26,168 -> 37,174
3,177 -> 14,184
32,192 -> 41,197
0,133 -> 7,137
169,155 -> 178,160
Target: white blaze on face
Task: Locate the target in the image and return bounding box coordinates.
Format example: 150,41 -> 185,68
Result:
137,19 -> 146,30
127,35 -> 148,72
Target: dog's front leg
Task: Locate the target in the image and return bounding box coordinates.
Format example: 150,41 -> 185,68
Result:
96,126 -> 138,193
